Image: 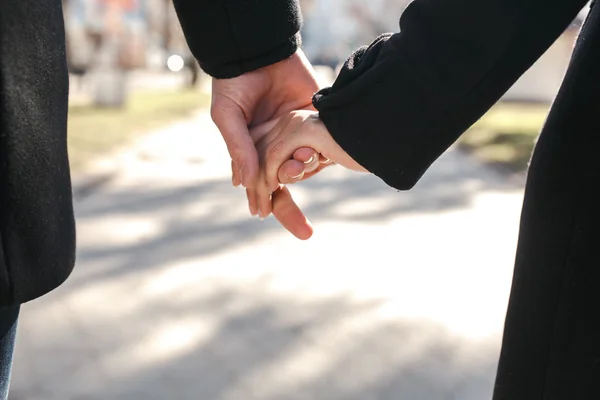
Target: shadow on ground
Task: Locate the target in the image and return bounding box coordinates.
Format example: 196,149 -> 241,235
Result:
70,149 -> 522,291
11,149 -> 518,399
14,286 -> 500,400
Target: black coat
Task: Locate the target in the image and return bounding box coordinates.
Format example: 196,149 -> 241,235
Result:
3,0 -> 600,396
180,0 -> 600,397
0,0 -> 75,308
0,0 -> 304,309
310,1 -> 600,398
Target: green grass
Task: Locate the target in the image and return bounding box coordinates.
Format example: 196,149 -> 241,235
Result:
459,102 -> 550,172
68,88 -> 210,171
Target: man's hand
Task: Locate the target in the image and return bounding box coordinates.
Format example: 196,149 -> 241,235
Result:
210,49 -> 320,188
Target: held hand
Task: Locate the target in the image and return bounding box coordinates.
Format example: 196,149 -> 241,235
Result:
269,151 -> 334,240
244,118 -> 334,223
258,110 -> 366,193
249,110 -> 366,240
211,49 -> 321,188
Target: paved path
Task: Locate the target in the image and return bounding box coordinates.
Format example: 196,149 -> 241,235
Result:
10,111 -> 525,400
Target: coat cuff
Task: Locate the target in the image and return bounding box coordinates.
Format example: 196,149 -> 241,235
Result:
201,33 -> 301,79
174,0 -> 302,78
313,34 -> 447,190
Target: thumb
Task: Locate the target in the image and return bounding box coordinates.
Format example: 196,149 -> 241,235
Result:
211,101 -> 259,188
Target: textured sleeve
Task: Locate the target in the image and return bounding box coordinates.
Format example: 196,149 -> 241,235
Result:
173,0 -> 303,78
313,0 -> 588,190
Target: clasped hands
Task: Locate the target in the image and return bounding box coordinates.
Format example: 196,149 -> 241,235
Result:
243,110 -> 366,240
210,50 -> 364,239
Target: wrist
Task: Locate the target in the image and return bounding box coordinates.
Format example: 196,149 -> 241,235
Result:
266,47 -> 311,80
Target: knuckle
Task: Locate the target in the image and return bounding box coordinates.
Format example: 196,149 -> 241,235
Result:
267,141 -> 286,162
230,151 -> 246,172
228,142 -> 248,166
228,141 -> 242,158
289,112 -> 304,127
209,106 -> 221,124
235,159 -> 247,174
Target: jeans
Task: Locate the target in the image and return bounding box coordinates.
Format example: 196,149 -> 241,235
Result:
0,306 -> 19,400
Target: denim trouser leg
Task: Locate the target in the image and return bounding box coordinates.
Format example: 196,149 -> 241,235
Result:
0,306 -> 19,400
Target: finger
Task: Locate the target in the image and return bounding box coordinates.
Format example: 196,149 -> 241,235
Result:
297,161 -> 332,181
319,155 -> 333,164
292,147 -> 317,163
278,159 -> 306,184
272,186 -> 313,240
264,137 -> 303,193
246,188 -> 259,216
211,103 -> 258,188
279,158 -> 330,185
263,115 -> 324,191
249,118 -> 281,144
279,152 -> 333,184
257,183 -> 273,219
293,148 -> 319,173
232,160 -> 241,187
253,113 -> 297,154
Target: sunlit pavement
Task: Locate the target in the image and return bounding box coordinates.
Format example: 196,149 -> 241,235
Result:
11,110 -> 525,400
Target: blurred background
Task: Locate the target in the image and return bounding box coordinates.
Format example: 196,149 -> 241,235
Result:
8,1 -> 593,399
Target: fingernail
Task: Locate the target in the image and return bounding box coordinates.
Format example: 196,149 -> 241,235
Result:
303,156 -> 315,165
291,172 -> 305,180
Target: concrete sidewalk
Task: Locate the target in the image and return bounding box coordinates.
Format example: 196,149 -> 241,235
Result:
10,111 -> 525,400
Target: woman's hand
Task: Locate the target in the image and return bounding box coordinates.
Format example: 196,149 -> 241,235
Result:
243,118 -> 333,241
257,110 -> 366,193
245,110 -> 366,240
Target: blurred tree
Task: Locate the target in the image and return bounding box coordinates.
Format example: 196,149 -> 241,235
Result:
163,0 -> 202,88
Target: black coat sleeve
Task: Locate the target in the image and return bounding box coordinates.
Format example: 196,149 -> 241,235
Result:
173,0 -> 303,78
313,0 -> 589,190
